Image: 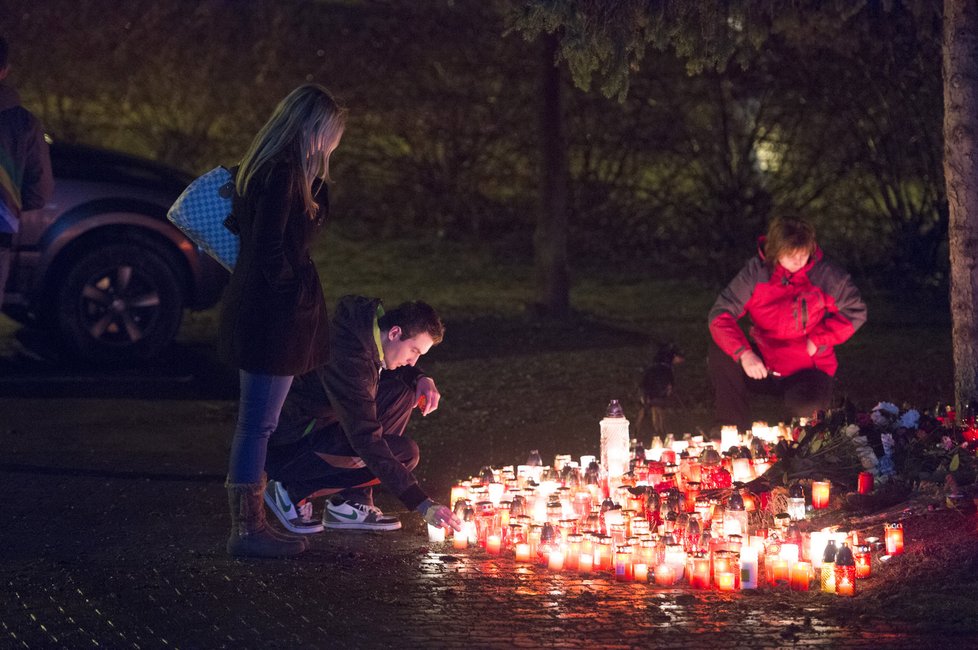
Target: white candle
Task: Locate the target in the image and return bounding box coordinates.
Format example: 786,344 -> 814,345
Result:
486,534 -> 501,555
740,547 -> 758,589
427,523 -> 446,543
548,550 -> 565,571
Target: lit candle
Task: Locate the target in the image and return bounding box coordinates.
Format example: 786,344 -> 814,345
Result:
450,484 -> 468,508
654,564 -> 676,586
790,561 -> 811,591
486,534 -> 502,555
731,458 -> 752,482
427,523 -> 446,543
487,482 -> 505,506
720,425 -> 739,453
885,522 -> 904,555
634,563 -> 649,582
779,543 -> 800,567
771,558 -> 789,584
691,557 -> 711,589
453,531 -> 468,549
811,481 -> 831,509
548,550 -> 565,571
716,571 -> 736,591
514,543 -> 531,562
857,472 -> 874,495
740,547 -> 759,589
855,546 -> 872,578
578,553 -> 593,573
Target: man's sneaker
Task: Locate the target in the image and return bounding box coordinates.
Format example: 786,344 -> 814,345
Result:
263,480 -> 324,534
323,499 -> 402,531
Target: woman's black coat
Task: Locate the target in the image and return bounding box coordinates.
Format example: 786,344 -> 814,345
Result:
218,161 -> 330,376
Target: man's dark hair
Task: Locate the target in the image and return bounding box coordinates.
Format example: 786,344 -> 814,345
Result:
379,301 -> 444,345
0,35 -> 8,69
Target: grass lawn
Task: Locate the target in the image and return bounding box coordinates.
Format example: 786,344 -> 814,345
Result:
177,231 -> 954,496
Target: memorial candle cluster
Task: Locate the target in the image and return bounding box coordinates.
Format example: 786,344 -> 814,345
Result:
437,405 -> 893,595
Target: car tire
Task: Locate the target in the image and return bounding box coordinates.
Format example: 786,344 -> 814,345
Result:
56,242 -> 184,363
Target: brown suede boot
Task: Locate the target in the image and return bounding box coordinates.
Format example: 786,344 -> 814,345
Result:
226,481 -> 305,558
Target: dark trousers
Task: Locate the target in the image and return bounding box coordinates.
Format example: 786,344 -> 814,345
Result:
708,341 -> 833,431
265,370 -> 419,503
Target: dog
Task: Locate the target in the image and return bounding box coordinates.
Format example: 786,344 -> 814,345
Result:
636,343 -> 684,439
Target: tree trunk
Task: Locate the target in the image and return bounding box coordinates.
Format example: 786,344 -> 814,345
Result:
944,0 -> 978,414
533,34 -> 570,317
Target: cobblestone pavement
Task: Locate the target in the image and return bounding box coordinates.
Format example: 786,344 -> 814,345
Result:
1,399 -> 974,649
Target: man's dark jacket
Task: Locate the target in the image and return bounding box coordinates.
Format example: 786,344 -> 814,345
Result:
0,82 -> 53,232
275,295 -> 430,510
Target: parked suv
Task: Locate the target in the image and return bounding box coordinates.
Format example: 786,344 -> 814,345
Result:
2,140 -> 228,362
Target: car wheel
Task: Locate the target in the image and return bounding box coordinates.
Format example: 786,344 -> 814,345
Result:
56,242 -> 184,362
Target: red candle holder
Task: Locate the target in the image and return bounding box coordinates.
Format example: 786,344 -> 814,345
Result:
857,472 -> 874,495
885,522 -> 904,555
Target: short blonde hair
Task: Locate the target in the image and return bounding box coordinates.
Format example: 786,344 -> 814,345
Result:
236,84 -> 347,218
764,217 -> 816,266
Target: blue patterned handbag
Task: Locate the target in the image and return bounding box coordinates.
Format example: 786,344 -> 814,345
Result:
167,166 -> 239,271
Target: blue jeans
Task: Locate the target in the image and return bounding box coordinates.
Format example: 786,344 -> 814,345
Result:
227,371 -> 293,484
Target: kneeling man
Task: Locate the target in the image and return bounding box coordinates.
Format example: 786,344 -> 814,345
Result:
263,295 -> 461,534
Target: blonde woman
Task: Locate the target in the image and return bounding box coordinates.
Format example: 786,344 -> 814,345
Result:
218,84 -> 346,557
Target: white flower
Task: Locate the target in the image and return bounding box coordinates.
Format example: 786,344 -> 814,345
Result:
871,402 -> 899,426
843,424 -> 861,438
897,409 -> 920,430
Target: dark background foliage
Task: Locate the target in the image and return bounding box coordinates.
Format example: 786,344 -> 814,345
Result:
1,0 -> 945,286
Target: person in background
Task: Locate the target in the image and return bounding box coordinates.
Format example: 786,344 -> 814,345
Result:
219,84 -> 346,558
263,296 -> 461,536
708,216 -> 867,434
0,34 -> 53,307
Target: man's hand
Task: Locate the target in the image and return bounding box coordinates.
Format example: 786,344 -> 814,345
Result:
806,338 -> 817,357
415,376 -> 441,416
422,501 -> 461,531
739,350 -> 769,380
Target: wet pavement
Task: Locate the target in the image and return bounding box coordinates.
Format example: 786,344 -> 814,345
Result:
4,397 -> 970,649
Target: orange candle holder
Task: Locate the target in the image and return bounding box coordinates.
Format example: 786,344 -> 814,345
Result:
514,543 -> 531,562
790,561 -> 811,591
633,563 -> 649,582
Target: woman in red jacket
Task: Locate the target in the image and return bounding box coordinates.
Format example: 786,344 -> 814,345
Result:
219,85 -> 346,558
708,217 -> 867,433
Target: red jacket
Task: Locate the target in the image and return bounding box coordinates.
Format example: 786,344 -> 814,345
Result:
709,245 -> 866,377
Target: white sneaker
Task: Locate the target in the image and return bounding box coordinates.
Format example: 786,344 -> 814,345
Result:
323,499 -> 401,531
263,480 -> 324,534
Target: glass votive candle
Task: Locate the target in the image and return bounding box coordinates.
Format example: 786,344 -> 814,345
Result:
691,556 -> 711,589
716,571 -> 736,591
855,545 -> 872,578
633,562 -> 649,582
453,531 -> 468,549
811,481 -> 831,509
885,522 -> 904,555
427,523 -> 446,543
578,553 -> 593,573
654,563 -> 676,586
548,550 -> 565,571
514,543 -> 531,561
857,472 -> 874,495
790,561 -> 811,591
486,534 -> 502,555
